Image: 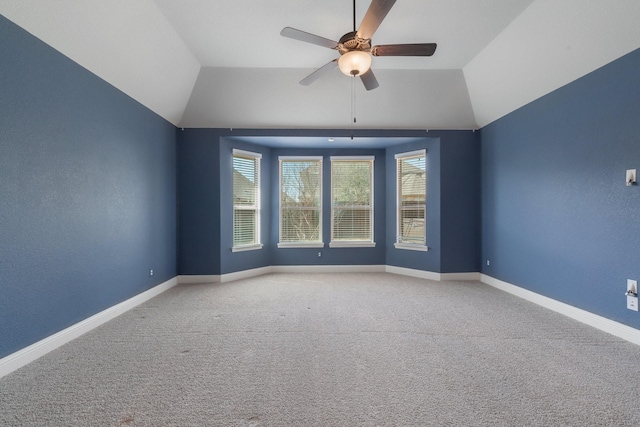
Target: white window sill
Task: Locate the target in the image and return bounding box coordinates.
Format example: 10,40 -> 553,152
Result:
232,244 -> 263,253
277,242 -> 324,249
329,241 -> 376,248
394,243 -> 429,252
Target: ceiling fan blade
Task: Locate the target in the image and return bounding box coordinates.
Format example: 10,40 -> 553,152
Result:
356,0 -> 397,40
280,27 -> 338,49
372,43 -> 437,57
360,69 -> 379,91
299,59 -> 339,86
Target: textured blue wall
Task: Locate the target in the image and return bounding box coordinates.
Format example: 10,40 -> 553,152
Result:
177,129 -> 222,274
0,16 -> 177,358
385,138 -> 441,272
219,137 -> 272,274
481,48 -> 640,328
177,130 -> 479,275
384,132 -> 481,274
440,131 -> 481,273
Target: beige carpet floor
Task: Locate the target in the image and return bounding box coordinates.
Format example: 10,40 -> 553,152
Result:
1,272 -> 639,426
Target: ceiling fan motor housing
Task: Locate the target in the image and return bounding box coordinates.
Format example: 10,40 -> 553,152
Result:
338,31 -> 371,55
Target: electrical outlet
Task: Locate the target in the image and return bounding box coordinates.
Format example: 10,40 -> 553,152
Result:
149,269 -> 154,276
318,252 -> 322,258
486,260 -> 490,266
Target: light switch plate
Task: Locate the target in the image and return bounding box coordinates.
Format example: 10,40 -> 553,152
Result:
626,169 -> 636,186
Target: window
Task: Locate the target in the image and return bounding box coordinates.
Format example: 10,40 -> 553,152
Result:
278,157 -> 323,247
330,156 -> 375,247
232,149 -> 262,251
395,150 -> 428,251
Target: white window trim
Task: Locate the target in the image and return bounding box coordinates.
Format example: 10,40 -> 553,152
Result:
330,156 -> 375,248
277,242 -> 325,249
232,148 -> 262,250
232,243 -> 264,253
394,242 -> 429,252
395,149 -> 427,251
330,241 -> 376,248
233,148 -> 262,160
278,156 -> 323,246
394,149 -> 425,160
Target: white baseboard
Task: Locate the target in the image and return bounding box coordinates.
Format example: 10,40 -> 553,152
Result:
178,265 -> 470,284
271,265 -> 387,274
220,266 -> 273,283
481,274 -> 640,346
178,265 -> 388,285
0,277 -> 178,380
385,265 -> 441,281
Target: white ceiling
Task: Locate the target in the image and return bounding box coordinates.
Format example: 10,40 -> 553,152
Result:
2,0 -> 640,130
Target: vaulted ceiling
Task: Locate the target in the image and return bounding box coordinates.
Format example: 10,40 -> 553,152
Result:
2,0 -> 640,130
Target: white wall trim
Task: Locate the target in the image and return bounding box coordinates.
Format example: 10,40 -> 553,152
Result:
0,277 -> 178,379
481,274 -> 640,346
220,266 -> 273,283
385,265 -> 441,281
271,265 -> 386,274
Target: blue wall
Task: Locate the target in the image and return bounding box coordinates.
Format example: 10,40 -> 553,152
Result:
481,48 -> 640,328
384,132 -> 481,274
177,130 -> 480,275
0,16 -> 177,358
177,129 -> 222,274
385,138 -> 441,272
440,131 -> 481,273
220,137 -> 272,273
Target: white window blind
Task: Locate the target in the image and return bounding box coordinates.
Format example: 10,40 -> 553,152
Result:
233,149 -> 261,250
396,150 -> 427,248
330,157 -> 374,246
279,157 -> 322,246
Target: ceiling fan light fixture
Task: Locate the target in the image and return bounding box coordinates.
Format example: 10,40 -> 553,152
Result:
338,50 -> 372,77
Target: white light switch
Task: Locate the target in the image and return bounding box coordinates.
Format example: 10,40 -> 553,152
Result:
626,169 -> 636,186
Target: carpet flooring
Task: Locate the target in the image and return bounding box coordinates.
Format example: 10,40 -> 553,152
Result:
1,273 -> 639,426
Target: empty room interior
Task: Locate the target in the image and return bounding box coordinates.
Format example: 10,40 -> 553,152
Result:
2,0 -> 640,425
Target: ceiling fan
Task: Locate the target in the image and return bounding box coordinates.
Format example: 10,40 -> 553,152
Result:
280,0 -> 437,91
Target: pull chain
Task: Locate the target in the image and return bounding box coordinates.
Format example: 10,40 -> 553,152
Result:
351,77 -> 356,140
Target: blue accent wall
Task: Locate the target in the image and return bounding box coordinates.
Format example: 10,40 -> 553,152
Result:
178,129 -> 480,276
384,132 -> 481,273
177,129 -> 222,274
481,48 -> 640,328
0,16 -> 177,358
219,137 -> 272,273
441,131 -> 481,273
385,138 -> 441,272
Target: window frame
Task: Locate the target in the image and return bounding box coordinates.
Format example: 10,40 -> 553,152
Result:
232,148 -> 263,252
394,149 -> 428,252
329,156 -> 375,248
278,156 -> 324,248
